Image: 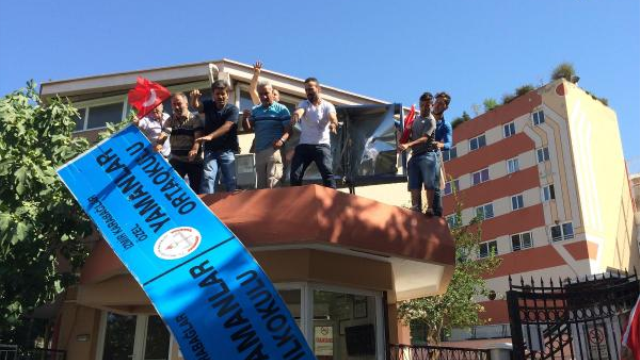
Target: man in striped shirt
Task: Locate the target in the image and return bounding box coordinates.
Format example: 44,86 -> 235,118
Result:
242,81 -> 291,189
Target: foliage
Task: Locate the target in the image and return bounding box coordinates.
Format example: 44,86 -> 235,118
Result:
501,92 -> 516,105
398,194 -> 502,344
483,98 -> 498,112
551,62 -> 576,82
515,84 -> 535,97
450,111 -> 471,130
0,81 -> 92,343
97,110 -> 135,141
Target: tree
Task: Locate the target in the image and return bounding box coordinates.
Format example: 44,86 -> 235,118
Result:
397,196 -> 502,344
551,62 -> 577,82
0,81 -> 92,343
483,98 -> 498,113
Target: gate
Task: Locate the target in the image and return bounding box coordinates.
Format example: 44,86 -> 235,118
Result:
507,271 -> 639,360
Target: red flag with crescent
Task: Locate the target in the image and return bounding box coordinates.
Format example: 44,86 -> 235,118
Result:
399,104 -> 416,144
127,77 -> 171,119
623,295 -> 640,360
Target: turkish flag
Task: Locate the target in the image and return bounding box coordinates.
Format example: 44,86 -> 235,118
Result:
127,77 -> 171,119
623,295 -> 640,360
399,104 -> 416,144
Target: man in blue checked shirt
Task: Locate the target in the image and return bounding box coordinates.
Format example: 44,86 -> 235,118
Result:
242,81 -> 291,188
431,92 -> 453,217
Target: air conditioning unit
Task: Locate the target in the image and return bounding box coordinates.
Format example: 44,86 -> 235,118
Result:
236,153 -> 256,189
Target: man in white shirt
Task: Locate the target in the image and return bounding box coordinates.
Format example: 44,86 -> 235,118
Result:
289,77 -> 338,189
133,103 -> 171,158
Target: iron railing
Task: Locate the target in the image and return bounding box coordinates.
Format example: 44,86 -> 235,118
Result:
388,344 -> 491,360
0,346 -> 65,360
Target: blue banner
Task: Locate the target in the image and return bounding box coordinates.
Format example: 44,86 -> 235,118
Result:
57,125 -> 315,360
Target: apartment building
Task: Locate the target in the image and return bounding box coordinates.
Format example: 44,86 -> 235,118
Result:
440,79 -> 639,338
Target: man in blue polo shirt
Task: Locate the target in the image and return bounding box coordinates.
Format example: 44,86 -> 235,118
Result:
243,81 -> 291,189
431,92 -> 453,217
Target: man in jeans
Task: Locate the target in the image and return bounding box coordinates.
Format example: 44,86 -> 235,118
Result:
431,92 -> 453,217
398,92 -> 438,214
289,77 -> 338,189
242,81 -> 291,189
191,80 -> 239,194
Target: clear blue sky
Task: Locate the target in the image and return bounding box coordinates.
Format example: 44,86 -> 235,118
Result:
1,0 -> 638,160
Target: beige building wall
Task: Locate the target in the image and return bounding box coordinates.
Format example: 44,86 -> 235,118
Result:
559,81 -> 637,273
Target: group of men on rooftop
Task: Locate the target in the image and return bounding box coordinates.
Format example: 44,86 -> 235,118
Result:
133,62 -> 452,217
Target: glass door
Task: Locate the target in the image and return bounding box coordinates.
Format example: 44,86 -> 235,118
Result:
100,313 -> 136,360
98,313 -> 170,360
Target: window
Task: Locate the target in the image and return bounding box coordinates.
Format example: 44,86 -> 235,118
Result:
479,241 -> 498,258
533,110 -> 545,125
511,194 -> 524,210
537,147 -> 550,163
86,102 -> 125,130
542,184 -> 556,201
507,158 -> 520,174
469,134 -> 487,151
442,147 -> 458,162
446,215 -> 461,229
476,203 -> 495,220
551,222 -> 574,242
444,179 -> 460,195
75,108 -> 86,131
472,168 -> 490,185
503,122 -> 516,138
511,232 -> 533,251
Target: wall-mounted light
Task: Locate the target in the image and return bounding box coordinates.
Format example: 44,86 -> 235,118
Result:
76,334 -> 90,342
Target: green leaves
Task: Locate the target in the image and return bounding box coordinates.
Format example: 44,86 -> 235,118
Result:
0,81 -> 91,342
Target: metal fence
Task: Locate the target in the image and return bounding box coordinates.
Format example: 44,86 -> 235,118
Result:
388,344 -> 491,360
507,271 -> 639,360
0,346 -> 65,360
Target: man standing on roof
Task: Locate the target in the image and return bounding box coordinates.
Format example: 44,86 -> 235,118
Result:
431,92 -> 453,217
242,81 -> 291,189
398,92 -> 438,214
191,80 -> 240,194
134,102 -> 171,158
155,93 -> 203,192
289,77 -> 338,189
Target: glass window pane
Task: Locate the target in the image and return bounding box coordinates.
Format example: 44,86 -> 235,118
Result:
562,223 -> 574,239
143,316 -> 169,360
551,225 -> 562,241
445,182 -> 452,195
511,235 -> 520,251
523,233 -> 532,248
473,172 -> 480,185
313,290 -> 377,359
470,138 -> 477,150
450,147 -> 457,159
485,204 -> 494,218
102,312 -> 136,360
88,102 -> 124,129
550,184 -> 555,200
481,169 -> 489,181
75,108 -> 86,131
278,289 -> 302,331
479,135 -> 486,147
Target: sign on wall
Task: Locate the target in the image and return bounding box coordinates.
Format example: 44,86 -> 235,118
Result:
57,125 -> 315,360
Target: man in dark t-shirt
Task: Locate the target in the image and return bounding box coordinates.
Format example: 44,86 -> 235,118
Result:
191,80 -> 239,194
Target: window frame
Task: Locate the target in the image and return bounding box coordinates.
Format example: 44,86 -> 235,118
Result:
511,232 -> 533,251
475,203 -> 495,220
469,134 -> 487,152
503,122 -> 516,138
444,179 -> 460,196
479,241 -> 498,258
537,147 -> 550,163
550,222 -> 575,242
511,194 -> 525,210
472,168 -> 490,186
507,157 -> 520,174
442,147 -> 458,162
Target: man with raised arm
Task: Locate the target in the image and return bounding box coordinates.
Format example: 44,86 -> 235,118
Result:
191,80 -> 239,194
289,77 -> 338,189
242,81 -> 291,188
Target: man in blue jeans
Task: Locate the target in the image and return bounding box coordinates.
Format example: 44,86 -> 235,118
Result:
289,77 -> 338,189
191,80 -> 239,194
431,92 -> 453,217
398,92 -> 438,214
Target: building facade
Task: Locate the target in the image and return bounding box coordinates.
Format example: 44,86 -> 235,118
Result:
40,59 -> 456,360
440,80 -> 640,340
